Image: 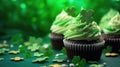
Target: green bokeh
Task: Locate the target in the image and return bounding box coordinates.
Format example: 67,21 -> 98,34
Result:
0,0 -> 120,39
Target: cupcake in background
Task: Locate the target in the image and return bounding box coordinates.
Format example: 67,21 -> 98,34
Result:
50,7 -> 75,50
63,9 -> 105,61
100,9 -> 118,31
102,12 -> 120,53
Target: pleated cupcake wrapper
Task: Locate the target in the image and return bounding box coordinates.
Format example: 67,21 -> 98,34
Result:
104,38 -> 120,52
102,33 -> 120,38
63,39 -> 105,61
49,33 -> 64,50
49,33 -> 64,39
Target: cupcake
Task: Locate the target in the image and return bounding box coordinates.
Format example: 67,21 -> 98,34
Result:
50,7 -> 75,50
100,9 -> 117,31
102,12 -> 120,53
63,9 -> 105,61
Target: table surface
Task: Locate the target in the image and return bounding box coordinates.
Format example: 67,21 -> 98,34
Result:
0,46 -> 120,67
0,36 -> 120,67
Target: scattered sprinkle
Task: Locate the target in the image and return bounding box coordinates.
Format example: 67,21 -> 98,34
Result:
90,64 -> 104,67
43,44 -> 49,49
67,60 -> 70,62
69,63 -> 75,67
8,50 -> 20,54
53,58 -> 65,63
61,64 -> 68,67
111,53 -> 119,57
55,54 -> 59,57
55,56 -> 59,59
24,42 -> 30,46
103,62 -> 106,66
0,58 -> 4,61
19,45 -> 22,48
0,44 -> 9,48
49,64 -> 62,67
10,44 -> 14,48
0,48 -> 9,54
10,57 -> 24,62
105,53 -> 119,57
34,52 -> 43,57
32,57 -> 48,63
27,43 -> 40,51
3,40 -> 7,44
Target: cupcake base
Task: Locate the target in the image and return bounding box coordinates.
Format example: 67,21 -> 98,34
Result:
49,33 -> 64,50
102,34 -> 120,53
63,39 -> 105,61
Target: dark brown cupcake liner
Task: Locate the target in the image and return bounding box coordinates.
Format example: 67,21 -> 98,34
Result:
49,33 -> 64,50
102,34 -> 120,38
63,39 -> 105,61
102,34 -> 120,52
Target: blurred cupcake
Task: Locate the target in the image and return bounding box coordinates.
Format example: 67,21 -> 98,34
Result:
102,12 -> 120,53
50,7 -> 75,50
100,9 -> 117,31
63,9 -> 105,61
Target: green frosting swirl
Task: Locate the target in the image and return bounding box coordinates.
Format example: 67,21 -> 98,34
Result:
64,19 -> 101,40
100,9 -> 117,30
50,10 -> 74,34
103,13 -> 120,34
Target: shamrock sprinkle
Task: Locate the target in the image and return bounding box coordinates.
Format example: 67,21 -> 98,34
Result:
90,64 -> 104,67
0,58 -> 4,61
53,58 -> 66,63
65,6 -> 76,16
32,57 -> 48,63
27,43 -> 40,51
80,9 -> 94,23
34,52 -> 43,57
0,48 -> 9,55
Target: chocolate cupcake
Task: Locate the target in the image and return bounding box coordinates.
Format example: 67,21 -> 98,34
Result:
100,9 -> 117,31
102,12 -> 120,53
49,33 -> 64,50
50,8 -> 75,50
63,9 -> 105,61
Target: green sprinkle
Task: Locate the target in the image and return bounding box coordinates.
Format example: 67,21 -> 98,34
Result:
32,57 -> 48,63
34,52 -> 43,57
0,58 -> 4,61
53,59 -> 65,63
90,64 -> 104,67
80,9 -> 94,23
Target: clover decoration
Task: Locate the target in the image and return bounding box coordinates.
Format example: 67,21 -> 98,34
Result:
80,9 -> 94,23
65,6 -> 76,16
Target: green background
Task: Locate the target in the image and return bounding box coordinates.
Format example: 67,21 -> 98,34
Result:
0,0 -> 120,40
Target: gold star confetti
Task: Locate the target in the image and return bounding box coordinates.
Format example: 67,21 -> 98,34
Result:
49,64 -> 62,67
105,53 -> 111,57
0,44 -> 9,48
111,53 -> 119,57
105,52 -> 119,57
8,50 -> 20,54
10,57 -> 24,61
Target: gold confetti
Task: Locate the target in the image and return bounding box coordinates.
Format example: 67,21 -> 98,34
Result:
49,64 -> 62,67
0,44 -> 9,48
10,57 -> 24,61
8,50 -> 20,54
105,52 -> 119,57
